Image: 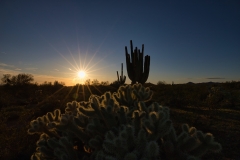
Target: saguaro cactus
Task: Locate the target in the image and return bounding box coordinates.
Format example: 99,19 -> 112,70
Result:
125,40 -> 150,84
116,63 -> 126,85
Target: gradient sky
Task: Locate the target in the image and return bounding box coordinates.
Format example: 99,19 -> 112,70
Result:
1,0 -> 240,86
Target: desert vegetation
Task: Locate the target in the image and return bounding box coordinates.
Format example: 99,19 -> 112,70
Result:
0,41 -> 239,159
0,73 -> 240,159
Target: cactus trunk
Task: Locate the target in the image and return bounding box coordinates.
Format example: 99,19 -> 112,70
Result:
125,40 -> 150,84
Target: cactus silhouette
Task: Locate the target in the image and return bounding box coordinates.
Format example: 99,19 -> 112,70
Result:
125,40 -> 150,84
116,63 -> 126,85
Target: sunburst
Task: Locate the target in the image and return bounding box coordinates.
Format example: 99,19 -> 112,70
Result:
77,70 -> 86,79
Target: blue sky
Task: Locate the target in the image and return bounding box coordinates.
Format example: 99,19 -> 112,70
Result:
1,0 -> 239,86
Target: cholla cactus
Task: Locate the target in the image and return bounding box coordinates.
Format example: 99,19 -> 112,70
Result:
28,84 -> 221,160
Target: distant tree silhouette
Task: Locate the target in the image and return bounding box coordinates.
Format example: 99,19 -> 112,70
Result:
12,73 -> 34,85
85,79 -> 91,85
1,73 -> 34,85
100,81 -> 109,86
92,79 -> 100,85
43,81 -> 52,86
53,80 -> 65,86
1,74 -> 12,85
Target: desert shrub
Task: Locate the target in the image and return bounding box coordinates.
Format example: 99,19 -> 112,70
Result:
156,80 -> 167,85
110,80 -> 121,87
205,86 -> 240,110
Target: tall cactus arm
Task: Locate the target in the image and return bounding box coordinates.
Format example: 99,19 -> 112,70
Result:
120,63 -> 126,84
117,71 -> 119,82
125,47 -> 135,84
125,40 -> 150,84
117,63 -> 126,85
140,55 -> 150,84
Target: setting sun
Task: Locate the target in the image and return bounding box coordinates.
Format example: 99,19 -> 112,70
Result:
77,71 -> 86,79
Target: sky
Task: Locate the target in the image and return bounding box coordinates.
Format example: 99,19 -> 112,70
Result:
1,0 -> 240,86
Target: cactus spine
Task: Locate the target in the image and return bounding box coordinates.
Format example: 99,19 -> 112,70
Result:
125,40 -> 150,84
116,63 -> 126,85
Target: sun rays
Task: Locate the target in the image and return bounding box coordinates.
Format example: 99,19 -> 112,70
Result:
39,26 -> 118,107
77,70 -> 86,79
